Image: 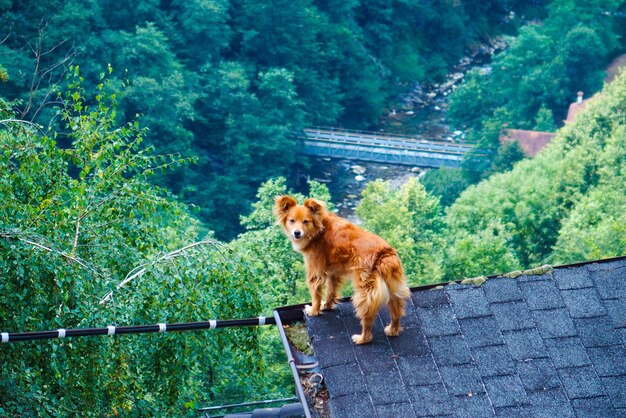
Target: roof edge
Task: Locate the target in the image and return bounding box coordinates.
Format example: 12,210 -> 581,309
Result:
274,255 -> 626,317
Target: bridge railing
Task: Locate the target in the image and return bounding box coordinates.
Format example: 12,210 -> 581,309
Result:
301,128 -> 470,155
304,126 -> 473,146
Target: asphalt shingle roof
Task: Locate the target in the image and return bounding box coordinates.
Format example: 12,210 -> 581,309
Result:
305,258 -> 626,417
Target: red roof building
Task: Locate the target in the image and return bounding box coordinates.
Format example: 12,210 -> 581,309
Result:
566,91 -> 590,124
499,129 -> 556,157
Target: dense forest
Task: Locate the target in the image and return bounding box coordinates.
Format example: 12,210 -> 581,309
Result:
0,0 -> 564,238
1,0 -> 626,415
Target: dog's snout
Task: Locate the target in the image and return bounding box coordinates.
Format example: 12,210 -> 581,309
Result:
293,230 -> 302,238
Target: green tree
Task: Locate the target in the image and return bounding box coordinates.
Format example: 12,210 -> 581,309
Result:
534,104 -> 556,131
0,77 -> 273,415
553,183 -> 626,263
552,123 -> 626,263
420,168 -> 469,208
444,220 -> 521,280
447,145 -> 592,268
446,68 -> 626,271
170,0 -> 231,65
101,23 -> 200,154
446,70 -> 494,131
460,107 -> 512,183
559,26 -> 606,88
187,62 -> 306,238
490,140 -> 526,174
356,178 -> 445,285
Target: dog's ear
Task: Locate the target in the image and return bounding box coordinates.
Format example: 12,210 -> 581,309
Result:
275,195 -> 297,218
303,198 -> 326,214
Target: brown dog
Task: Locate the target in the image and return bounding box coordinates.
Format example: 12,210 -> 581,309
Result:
275,195 -> 410,344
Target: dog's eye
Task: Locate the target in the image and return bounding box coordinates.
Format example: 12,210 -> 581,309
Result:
303,220 -> 310,224
289,219 -> 295,224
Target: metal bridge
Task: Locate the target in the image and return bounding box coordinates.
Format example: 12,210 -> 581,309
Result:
300,127 -> 471,168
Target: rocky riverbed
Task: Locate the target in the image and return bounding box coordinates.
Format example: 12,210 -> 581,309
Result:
381,36 -> 507,139
307,158 -> 425,222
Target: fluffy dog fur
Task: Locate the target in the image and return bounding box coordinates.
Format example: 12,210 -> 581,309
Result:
275,195 -> 410,345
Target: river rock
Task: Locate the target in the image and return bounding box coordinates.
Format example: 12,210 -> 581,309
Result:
451,72 -> 464,81
351,165 -> 366,175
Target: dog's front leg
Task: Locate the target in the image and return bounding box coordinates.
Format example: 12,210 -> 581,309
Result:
304,275 -> 323,316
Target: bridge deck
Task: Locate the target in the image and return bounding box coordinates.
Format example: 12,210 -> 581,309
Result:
300,128 -> 471,168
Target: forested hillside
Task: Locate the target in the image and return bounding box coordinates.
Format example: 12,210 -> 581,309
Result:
356,69 -> 626,284
444,68 -> 626,278
1,0 -> 546,238
445,0 -> 626,183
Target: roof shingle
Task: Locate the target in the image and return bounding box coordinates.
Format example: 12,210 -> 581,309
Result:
304,258 -> 626,417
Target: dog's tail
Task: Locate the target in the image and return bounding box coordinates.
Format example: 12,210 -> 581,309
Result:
353,273 -> 390,319
377,252 -> 410,300
353,250 -> 410,321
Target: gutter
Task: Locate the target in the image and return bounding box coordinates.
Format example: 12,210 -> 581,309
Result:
273,309 -> 312,418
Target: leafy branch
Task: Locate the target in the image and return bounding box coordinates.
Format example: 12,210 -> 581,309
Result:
22,21 -> 75,121
0,230 -> 101,275
98,239 -> 234,305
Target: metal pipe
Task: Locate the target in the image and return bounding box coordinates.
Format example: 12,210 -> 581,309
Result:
1,316 -> 275,343
197,397 -> 298,412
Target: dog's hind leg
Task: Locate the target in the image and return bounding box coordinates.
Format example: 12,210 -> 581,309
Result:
378,255 -> 410,337
351,273 -> 389,345
322,275 -> 342,311
384,295 -> 406,337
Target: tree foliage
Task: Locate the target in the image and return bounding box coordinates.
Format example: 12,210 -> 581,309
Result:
0,0 -> 538,239
0,78 -> 279,415
443,220 -> 521,280
421,168 -> 469,208
552,122 -> 626,263
448,0 -> 624,182
356,178 -> 445,285
444,68 -> 626,277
